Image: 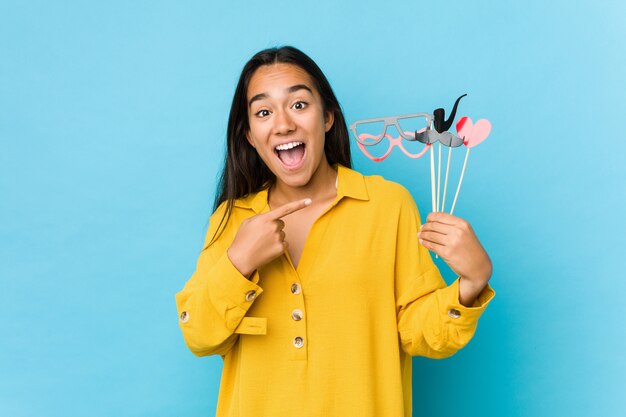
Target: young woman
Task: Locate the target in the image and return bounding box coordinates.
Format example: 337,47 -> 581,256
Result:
176,46 -> 494,417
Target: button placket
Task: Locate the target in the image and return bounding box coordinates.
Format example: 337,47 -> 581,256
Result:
288,280 -> 307,358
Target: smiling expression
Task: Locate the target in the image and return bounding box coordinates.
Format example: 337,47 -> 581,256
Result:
246,63 -> 334,188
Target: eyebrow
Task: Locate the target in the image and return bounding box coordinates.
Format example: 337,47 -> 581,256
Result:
248,84 -> 313,108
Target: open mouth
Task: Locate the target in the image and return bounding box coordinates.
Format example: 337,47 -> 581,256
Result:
274,141 -> 306,169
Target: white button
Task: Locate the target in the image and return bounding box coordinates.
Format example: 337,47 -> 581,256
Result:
291,309 -> 303,321
293,336 -> 304,348
448,309 -> 461,319
290,283 -> 301,294
245,290 -> 257,302
179,311 -> 189,323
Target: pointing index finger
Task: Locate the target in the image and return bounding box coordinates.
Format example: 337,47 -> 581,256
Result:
267,198 -> 312,220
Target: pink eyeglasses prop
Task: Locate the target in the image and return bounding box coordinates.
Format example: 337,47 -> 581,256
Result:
350,112 -> 433,162
356,130 -> 430,162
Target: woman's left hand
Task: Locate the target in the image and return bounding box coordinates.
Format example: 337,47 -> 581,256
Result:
418,212 -> 492,305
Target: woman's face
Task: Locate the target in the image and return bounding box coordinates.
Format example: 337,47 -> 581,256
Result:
246,63 -> 334,188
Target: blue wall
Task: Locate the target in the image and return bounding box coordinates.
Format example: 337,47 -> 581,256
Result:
1,1 -> 625,416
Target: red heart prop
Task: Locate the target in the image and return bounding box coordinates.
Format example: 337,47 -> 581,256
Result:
456,116 -> 492,148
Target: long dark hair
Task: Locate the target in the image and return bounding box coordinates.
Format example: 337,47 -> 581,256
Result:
207,46 -> 352,247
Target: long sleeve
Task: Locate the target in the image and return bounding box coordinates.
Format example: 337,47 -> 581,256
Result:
394,189 -> 495,359
175,204 -> 264,357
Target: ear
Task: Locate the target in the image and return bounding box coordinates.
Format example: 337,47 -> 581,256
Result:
245,130 -> 255,148
324,110 -> 335,133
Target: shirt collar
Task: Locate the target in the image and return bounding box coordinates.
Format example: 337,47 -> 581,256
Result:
336,164 -> 369,202
233,164 -> 369,214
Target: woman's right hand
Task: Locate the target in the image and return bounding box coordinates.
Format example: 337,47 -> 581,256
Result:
227,198 -> 312,278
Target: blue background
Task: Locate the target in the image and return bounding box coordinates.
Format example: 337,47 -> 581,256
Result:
2,1 -> 625,416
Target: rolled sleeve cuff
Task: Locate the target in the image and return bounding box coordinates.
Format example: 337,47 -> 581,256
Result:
206,251 -> 263,310
436,278 -> 495,328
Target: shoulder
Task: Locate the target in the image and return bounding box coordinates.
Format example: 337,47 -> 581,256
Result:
204,189 -> 266,249
357,170 -> 423,226
210,188 -> 265,226
352,169 -> 415,208
338,164 -> 419,219
339,164 -> 412,202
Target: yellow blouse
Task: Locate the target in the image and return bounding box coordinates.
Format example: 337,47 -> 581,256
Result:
175,164 -> 494,417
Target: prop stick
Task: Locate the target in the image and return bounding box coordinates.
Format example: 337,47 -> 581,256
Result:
450,147 -> 470,215
441,145 -> 452,213
430,144 -> 439,258
429,145 -> 436,214
436,143 -> 442,212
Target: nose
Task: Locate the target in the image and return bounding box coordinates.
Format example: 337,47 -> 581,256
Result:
273,109 -> 296,135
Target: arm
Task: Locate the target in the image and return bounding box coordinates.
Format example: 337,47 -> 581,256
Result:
394,191 -> 495,359
175,204 -> 263,357
175,198 -> 312,357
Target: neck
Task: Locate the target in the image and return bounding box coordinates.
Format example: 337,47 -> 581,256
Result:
270,159 -> 337,205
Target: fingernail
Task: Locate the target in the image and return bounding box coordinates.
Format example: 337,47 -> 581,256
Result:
304,198 -> 312,205
418,238 -> 423,245
419,224 -> 423,230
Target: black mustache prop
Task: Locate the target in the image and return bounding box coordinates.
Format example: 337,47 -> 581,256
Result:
414,94 -> 467,147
